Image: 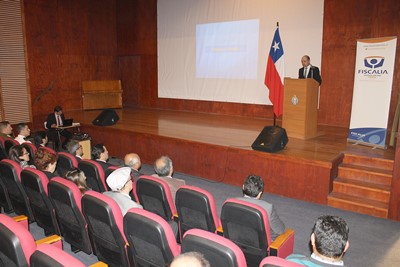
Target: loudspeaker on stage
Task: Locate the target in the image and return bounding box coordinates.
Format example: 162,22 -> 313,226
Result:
92,109 -> 119,126
251,126 -> 288,153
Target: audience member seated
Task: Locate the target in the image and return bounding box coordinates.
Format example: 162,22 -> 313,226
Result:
35,148 -> 58,180
124,152 -> 143,181
287,215 -> 350,267
153,155 -> 185,203
9,145 -> 36,169
66,139 -> 83,161
236,174 -> 285,241
65,169 -> 90,195
170,252 -> 210,267
45,105 -> 73,149
0,120 -> 13,138
14,123 -> 32,144
33,131 -> 48,149
92,143 -> 112,172
103,167 -> 142,215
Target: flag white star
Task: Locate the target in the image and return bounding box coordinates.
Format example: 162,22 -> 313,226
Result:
272,41 -> 280,52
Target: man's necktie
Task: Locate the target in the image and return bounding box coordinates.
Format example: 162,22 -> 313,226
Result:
304,67 -> 307,78
56,115 -> 61,126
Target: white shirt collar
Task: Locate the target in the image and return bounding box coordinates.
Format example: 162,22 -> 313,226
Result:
311,253 -> 344,266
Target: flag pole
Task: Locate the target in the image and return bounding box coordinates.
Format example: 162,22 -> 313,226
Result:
273,21 -> 279,126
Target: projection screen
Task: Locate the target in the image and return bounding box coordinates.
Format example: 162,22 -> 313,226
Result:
158,0 -> 324,105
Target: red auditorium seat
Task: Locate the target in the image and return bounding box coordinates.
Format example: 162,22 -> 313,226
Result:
0,136 -> 9,160
175,185 -> 221,237
0,159 -> 34,221
0,214 -> 61,267
181,228 -> 247,267
124,208 -> 180,267
221,198 -> 295,267
48,177 -> 92,254
0,159 -> 13,213
39,146 -> 57,155
30,243 -> 86,267
4,138 -> 19,156
78,159 -> 107,192
21,168 -> 61,236
136,175 -> 177,224
56,151 -> 79,177
82,191 -> 131,267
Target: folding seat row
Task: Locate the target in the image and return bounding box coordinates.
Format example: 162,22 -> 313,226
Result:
1,152 -> 294,267
0,213 -> 106,267
133,175 -> 295,267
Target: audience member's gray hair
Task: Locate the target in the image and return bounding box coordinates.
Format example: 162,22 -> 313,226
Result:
170,252 -> 210,267
154,155 -> 172,177
66,140 -> 80,155
126,156 -> 140,167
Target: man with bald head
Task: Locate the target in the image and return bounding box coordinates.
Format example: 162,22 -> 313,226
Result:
170,252 -> 210,267
153,155 -> 185,203
124,153 -> 143,181
298,55 -> 322,85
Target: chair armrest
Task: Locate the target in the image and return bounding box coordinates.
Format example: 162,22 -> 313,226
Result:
269,228 -> 295,258
89,262 -> 108,267
13,215 -> 29,230
216,226 -> 224,236
35,235 -> 63,250
173,213 -> 179,222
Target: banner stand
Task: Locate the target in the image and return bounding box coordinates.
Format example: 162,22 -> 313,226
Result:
347,36 -> 397,149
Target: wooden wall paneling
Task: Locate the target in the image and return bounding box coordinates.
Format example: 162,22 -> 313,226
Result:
320,0 -> 400,128
224,148 -> 332,204
119,56 -> 141,107
24,0 -> 120,130
87,0 -> 117,55
83,123 -> 332,204
116,0 -> 157,56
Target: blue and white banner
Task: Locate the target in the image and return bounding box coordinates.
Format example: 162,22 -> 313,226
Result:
348,37 -> 397,148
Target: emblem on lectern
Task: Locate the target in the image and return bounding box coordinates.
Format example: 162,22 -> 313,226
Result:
291,95 -> 299,105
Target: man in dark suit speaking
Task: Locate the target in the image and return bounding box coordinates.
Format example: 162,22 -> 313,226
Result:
298,55 -> 322,85
46,105 -> 72,150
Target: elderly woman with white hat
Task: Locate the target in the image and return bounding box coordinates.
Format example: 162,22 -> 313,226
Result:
103,167 -> 143,215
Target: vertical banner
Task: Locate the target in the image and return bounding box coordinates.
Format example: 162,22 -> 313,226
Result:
348,37 -> 397,148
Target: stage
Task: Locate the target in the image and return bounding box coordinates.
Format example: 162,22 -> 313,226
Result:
69,108 -> 394,205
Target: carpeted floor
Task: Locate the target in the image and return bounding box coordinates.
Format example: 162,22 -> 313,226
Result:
24,164 -> 400,266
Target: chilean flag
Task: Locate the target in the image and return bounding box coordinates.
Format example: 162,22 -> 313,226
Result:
265,27 -> 285,117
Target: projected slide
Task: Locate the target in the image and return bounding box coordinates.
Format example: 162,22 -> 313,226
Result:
157,0 -> 324,105
196,19 -> 259,79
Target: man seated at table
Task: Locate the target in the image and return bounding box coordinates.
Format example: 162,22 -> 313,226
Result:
46,105 -> 72,149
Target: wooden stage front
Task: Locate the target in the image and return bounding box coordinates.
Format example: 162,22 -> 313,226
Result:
69,108 -> 394,205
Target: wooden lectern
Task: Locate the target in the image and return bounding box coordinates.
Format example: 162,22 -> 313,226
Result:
282,78 -> 319,139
